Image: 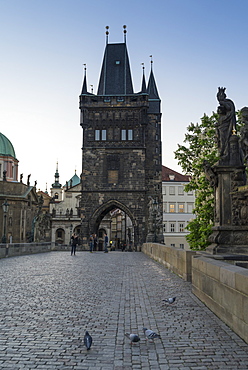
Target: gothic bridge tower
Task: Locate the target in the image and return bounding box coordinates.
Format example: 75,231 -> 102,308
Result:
79,27 -> 163,248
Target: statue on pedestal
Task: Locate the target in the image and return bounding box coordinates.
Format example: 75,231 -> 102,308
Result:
216,87 -> 237,164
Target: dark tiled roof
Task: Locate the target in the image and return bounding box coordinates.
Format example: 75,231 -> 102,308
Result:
162,165 -> 191,182
97,43 -> 134,95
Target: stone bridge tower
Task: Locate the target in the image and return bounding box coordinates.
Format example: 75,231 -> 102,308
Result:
79,27 -> 163,248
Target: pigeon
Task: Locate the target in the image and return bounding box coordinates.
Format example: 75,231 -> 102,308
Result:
143,327 -> 161,341
125,333 -> 140,344
163,297 -> 177,304
84,331 -> 92,350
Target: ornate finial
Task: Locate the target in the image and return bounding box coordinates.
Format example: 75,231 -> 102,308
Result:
141,62 -> 145,71
123,25 -> 127,43
149,55 -> 153,70
106,26 -> 109,44
90,85 -> 93,93
83,63 -> 86,72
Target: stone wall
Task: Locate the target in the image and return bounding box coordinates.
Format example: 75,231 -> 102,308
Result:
0,242 -> 52,258
141,243 -> 196,281
192,255 -> 248,344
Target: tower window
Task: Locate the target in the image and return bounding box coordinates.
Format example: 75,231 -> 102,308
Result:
121,129 -> 133,141
108,170 -> 118,184
95,129 -> 107,141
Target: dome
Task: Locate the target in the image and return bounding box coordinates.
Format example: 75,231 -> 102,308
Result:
0,133 -> 16,158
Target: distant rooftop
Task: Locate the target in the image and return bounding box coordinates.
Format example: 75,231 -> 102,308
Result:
162,165 -> 190,182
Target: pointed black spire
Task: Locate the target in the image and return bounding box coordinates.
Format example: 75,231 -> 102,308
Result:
97,40 -> 133,95
140,63 -> 147,93
81,64 -> 88,94
147,56 -> 160,113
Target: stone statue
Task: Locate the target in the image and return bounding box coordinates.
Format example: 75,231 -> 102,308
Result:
239,107 -> 248,163
27,174 -> 31,186
216,87 -> 236,163
20,173 -> 23,183
203,160 -> 217,187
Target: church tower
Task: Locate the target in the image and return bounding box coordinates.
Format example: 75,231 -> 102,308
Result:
50,162 -> 62,201
79,26 -> 163,248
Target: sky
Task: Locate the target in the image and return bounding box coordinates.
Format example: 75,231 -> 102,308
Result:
1,0 -> 248,192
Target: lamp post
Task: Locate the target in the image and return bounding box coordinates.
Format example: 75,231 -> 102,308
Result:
2,199 -> 9,243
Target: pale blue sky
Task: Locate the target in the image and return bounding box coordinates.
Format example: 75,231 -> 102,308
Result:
1,0 -> 248,191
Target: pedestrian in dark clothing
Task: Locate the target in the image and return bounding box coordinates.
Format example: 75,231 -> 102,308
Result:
104,233 -> 108,253
93,233 -> 98,251
89,234 -> 94,252
71,233 -> 78,255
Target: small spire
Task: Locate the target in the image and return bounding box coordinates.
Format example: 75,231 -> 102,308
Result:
140,63 -> 146,93
106,26 -> 109,44
81,64 -> 88,94
123,25 -> 127,43
90,85 -> 93,94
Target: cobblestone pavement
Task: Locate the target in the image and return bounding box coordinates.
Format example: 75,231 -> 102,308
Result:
0,251 -> 248,370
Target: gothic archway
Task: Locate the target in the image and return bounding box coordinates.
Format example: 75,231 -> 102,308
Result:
89,199 -> 137,249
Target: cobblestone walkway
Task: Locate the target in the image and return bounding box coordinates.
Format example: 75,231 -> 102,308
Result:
0,251 -> 248,369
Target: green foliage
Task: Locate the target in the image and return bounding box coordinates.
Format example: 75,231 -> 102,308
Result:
174,113 -> 219,250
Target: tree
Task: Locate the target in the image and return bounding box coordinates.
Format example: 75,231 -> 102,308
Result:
174,113 -> 219,250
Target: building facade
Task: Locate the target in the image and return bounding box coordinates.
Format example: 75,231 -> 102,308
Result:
79,28 -> 163,248
49,169 -> 81,246
162,165 -> 195,250
0,133 -> 46,243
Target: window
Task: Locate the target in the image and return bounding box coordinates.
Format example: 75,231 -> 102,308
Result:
162,186 -> 166,195
170,223 -> 175,232
187,203 -> 194,213
102,129 -> 106,140
178,186 -> 184,195
179,244 -> 184,249
95,129 -> 100,140
95,129 -> 106,141
178,204 -> 184,213
179,223 -> 184,232
121,129 -> 133,141
163,223 -> 166,232
108,170 -> 118,184
169,204 -> 175,213
170,243 -> 175,247
169,186 -> 175,195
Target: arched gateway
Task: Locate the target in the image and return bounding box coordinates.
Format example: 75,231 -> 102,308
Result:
79,28 -> 163,249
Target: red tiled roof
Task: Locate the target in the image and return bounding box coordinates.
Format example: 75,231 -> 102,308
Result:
162,165 -> 190,182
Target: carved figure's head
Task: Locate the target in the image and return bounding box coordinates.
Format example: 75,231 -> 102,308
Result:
217,87 -> 226,102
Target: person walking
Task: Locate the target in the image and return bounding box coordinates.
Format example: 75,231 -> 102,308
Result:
89,233 -> 94,252
71,233 -> 78,255
93,233 -> 98,251
104,233 -> 108,253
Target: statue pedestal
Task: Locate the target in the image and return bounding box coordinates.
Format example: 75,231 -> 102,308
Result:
207,225 -> 248,254
206,163 -> 247,255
